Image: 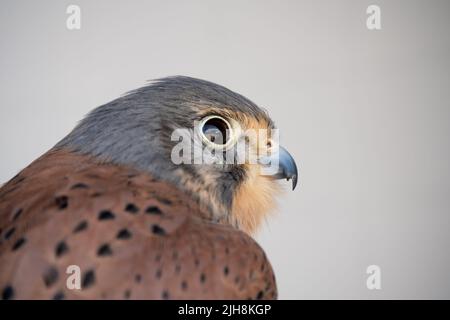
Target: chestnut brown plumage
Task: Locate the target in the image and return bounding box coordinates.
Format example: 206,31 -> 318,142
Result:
0,76 -> 297,299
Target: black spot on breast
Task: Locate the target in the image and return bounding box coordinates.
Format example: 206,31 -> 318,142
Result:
161,290 -> 169,300
82,270 -> 96,289
12,237 -> 26,251
98,210 -> 115,220
53,291 -> 65,300
43,267 -> 59,287
4,227 -> 15,240
73,220 -> 88,233
116,228 -> 132,240
151,224 -> 166,236
175,264 -> 181,274
55,241 -> 69,257
71,183 -> 89,190
145,206 -> 162,215
181,281 -> 188,290
55,196 -> 68,210
200,273 -> 206,283
125,203 -> 139,214
256,290 -> 264,300
135,274 -> 142,283
2,286 -> 14,300
12,208 -> 23,221
97,244 -> 113,256
155,269 -> 162,279
124,290 -> 131,299
224,266 -> 229,276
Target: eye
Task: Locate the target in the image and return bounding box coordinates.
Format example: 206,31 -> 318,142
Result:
200,116 -> 233,148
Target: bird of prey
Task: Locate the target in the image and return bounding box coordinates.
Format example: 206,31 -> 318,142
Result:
0,76 -> 297,300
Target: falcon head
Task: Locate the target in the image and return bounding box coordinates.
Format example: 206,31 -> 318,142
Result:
57,76 -> 297,234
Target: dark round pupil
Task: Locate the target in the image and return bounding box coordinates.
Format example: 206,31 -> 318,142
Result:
202,118 -> 228,145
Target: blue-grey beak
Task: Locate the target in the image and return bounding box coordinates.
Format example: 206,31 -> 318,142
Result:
259,146 -> 298,190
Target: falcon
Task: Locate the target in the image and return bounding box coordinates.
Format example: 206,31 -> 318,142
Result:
0,76 -> 297,300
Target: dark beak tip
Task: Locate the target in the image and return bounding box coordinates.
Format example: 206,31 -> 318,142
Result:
292,175 -> 298,190
268,146 -> 298,190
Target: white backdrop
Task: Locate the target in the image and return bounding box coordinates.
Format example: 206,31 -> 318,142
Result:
1,0 -> 449,298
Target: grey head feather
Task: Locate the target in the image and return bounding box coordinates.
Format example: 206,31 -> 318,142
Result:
55,76 -> 272,219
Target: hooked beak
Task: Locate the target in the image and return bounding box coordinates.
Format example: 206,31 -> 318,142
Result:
259,146 -> 298,190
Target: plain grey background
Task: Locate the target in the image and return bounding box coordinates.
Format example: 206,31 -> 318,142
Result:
1,0 -> 449,299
